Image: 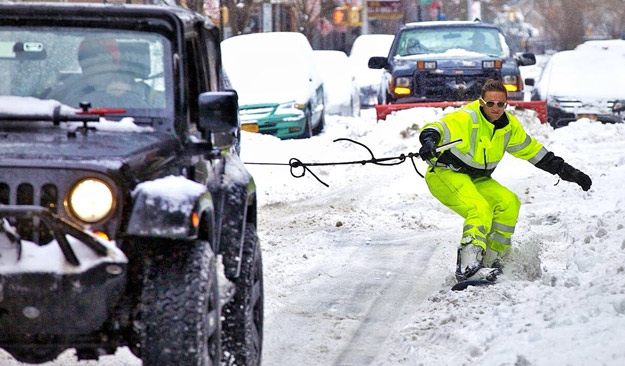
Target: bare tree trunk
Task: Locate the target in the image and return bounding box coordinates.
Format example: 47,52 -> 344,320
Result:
185,0 -> 204,13
402,0 -> 418,23
520,0 -> 586,50
224,0 -> 254,36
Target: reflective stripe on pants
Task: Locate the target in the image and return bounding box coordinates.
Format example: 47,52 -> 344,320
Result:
424,167 -> 520,253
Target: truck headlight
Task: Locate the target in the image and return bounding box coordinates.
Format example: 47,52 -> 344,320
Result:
393,76 -> 412,95
502,75 -> 519,92
68,178 -> 115,223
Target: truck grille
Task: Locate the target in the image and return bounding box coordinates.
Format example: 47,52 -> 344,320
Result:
416,71 -> 500,101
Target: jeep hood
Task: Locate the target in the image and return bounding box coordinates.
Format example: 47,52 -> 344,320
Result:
0,96 -> 179,168
0,126 -> 179,170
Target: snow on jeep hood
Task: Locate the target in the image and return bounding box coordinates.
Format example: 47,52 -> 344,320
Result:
0,96 -> 167,164
0,96 -> 153,133
0,96 -> 76,116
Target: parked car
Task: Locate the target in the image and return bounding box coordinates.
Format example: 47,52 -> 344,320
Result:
348,34 -> 394,107
368,20 -> 536,104
313,50 -> 360,117
575,39 -> 625,56
0,2 -> 262,365
528,48 -> 625,128
221,32 -> 325,139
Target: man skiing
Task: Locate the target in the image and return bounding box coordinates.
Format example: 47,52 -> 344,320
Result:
419,79 -> 592,283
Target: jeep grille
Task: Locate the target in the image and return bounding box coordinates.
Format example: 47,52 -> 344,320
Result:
0,167 -> 119,245
0,181 -> 59,244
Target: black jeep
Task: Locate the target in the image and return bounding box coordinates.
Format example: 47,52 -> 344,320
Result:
0,2 -> 262,365
369,20 -> 536,104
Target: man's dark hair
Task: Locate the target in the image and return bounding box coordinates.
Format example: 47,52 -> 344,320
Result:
481,79 -> 507,99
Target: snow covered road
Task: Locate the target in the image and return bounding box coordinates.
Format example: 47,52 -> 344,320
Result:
258,177 -> 449,366
3,107 -> 625,365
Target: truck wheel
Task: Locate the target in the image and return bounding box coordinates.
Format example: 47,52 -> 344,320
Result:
140,240 -> 220,366
221,224 -> 263,366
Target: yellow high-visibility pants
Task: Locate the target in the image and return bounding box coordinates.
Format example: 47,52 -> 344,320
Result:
424,167 -> 520,253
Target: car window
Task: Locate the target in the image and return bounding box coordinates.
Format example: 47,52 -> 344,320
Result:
394,26 -> 506,57
0,26 -> 173,119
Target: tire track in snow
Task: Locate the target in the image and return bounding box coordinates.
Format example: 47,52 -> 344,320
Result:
262,229 -> 451,366
330,233 -> 448,366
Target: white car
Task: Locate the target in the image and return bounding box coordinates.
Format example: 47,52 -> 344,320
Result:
348,34 -> 394,107
313,50 -> 360,117
529,48 -> 625,128
221,32 -> 325,139
574,39 -> 625,56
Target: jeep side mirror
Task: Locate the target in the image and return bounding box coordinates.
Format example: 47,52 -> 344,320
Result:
198,90 -> 239,134
368,56 -> 388,69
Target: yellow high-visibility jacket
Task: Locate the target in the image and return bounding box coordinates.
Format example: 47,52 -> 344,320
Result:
421,100 -> 548,178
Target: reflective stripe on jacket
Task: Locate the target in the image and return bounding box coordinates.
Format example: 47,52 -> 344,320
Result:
421,100 -> 548,177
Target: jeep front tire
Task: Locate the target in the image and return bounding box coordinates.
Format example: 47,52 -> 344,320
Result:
140,239 -> 220,366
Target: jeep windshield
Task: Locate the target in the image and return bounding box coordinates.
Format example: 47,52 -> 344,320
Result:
394,26 -> 508,58
0,26 -> 173,122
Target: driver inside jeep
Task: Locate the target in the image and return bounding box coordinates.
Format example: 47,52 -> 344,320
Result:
47,37 -> 150,109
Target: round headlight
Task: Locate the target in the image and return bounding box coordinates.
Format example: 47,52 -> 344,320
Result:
68,178 -> 114,223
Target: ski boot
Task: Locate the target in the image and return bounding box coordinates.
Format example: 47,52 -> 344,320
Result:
467,267 -> 502,282
455,240 -> 485,282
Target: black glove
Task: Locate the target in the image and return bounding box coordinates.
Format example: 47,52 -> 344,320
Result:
558,164 -> 592,191
419,129 -> 440,161
419,140 -> 437,161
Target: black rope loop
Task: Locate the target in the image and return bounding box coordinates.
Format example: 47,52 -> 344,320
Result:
245,137 -> 431,186
289,157 -> 330,187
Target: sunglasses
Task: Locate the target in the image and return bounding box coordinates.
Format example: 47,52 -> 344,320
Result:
480,98 -> 507,108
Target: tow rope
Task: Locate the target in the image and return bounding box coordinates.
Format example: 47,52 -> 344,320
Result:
244,138 -> 462,187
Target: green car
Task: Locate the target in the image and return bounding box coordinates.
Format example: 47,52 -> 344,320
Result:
221,32 -> 325,139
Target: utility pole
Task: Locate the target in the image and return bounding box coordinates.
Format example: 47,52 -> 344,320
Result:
467,0 -> 481,21
361,3 -> 368,35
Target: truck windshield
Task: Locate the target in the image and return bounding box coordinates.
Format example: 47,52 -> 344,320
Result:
0,26 -> 173,120
395,26 -> 508,57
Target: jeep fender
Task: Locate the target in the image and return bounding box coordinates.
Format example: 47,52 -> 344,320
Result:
126,176 -> 214,240
214,154 -> 257,280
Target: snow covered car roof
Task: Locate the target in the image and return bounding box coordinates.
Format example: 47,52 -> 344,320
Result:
535,48 -> 625,101
220,32 -> 320,105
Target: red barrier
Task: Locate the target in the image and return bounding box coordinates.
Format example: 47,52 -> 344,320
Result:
375,100 -> 548,124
